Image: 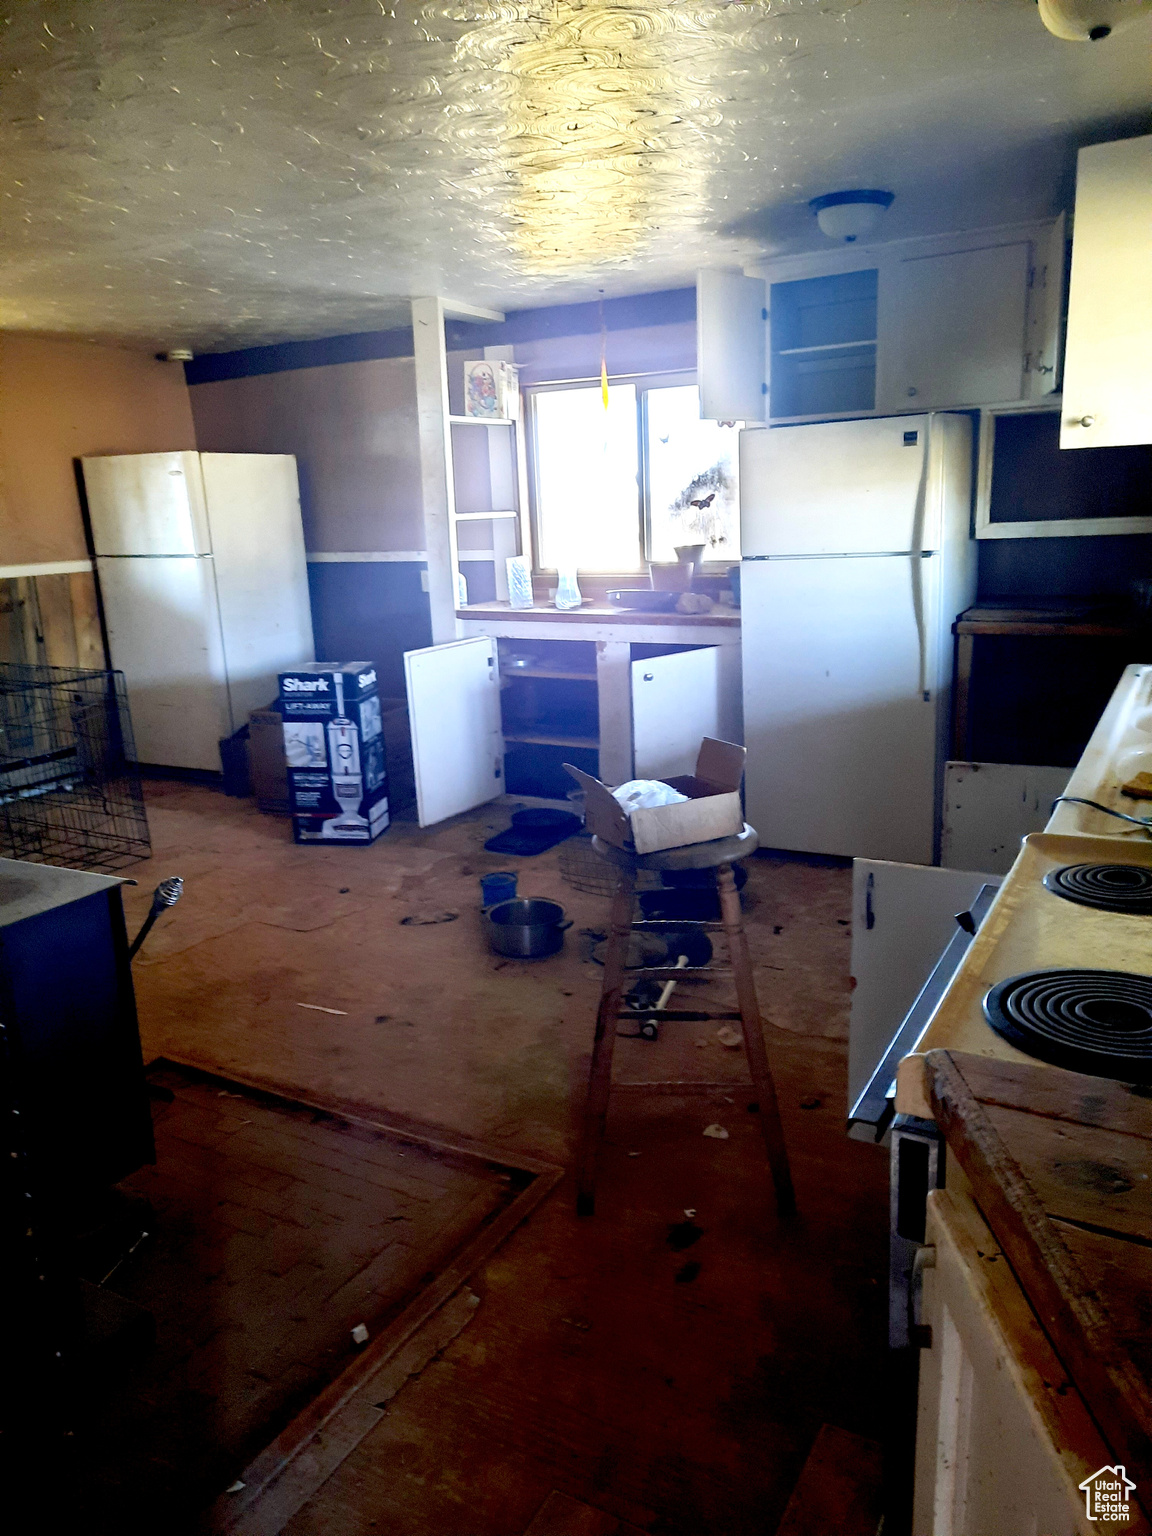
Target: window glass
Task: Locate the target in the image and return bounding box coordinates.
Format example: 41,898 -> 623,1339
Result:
645,386 -> 741,563
533,384 -> 640,572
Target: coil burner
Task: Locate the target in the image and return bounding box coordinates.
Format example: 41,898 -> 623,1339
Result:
984,969 -> 1152,1082
1042,863 -> 1152,915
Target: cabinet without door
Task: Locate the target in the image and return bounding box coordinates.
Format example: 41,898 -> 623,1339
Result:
1061,134 -> 1152,449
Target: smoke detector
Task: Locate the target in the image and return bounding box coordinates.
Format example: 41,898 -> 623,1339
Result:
1038,0 -> 1152,40
809,190 -> 895,243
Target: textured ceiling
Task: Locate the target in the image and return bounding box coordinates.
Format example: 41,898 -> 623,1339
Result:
1,0 -> 1150,352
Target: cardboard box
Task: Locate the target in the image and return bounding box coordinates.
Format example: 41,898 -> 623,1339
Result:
278,663 -> 389,845
378,696 -> 416,812
248,706 -> 290,814
565,738 -> 746,855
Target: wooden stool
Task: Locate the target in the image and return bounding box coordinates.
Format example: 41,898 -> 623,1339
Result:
576,824 -> 795,1218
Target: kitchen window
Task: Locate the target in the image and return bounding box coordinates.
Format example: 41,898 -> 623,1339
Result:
527,378 -> 741,573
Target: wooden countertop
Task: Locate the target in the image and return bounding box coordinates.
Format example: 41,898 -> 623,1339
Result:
954,600 -> 1146,638
457,601 -> 740,627
921,1050 -> 1152,1523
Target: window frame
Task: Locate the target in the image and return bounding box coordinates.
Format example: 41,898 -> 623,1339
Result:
526,369 -> 735,576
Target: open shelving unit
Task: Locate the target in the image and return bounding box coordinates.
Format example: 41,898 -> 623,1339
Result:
410,297 -> 532,642
769,268 -> 878,420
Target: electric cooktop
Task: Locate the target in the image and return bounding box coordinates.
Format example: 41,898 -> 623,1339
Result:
1042,862 -> 1152,915
984,967 -> 1152,1083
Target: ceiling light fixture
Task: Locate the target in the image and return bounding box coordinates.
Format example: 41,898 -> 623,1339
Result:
809,190 -> 895,243
1037,0 -> 1152,41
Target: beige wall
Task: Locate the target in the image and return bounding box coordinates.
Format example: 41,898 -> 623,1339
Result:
0,334 -> 196,563
189,356 -> 426,553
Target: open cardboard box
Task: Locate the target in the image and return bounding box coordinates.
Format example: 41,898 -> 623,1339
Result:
565,738 -> 746,856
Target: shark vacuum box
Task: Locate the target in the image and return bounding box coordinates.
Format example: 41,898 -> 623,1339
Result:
278,663 -> 390,845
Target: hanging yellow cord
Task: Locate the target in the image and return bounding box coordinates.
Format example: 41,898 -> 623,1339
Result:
599,290 -> 609,409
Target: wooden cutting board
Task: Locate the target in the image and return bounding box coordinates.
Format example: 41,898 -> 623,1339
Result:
923,1049 -> 1152,1521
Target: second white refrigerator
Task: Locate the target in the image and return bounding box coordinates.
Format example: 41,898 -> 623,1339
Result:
739,413 -> 975,864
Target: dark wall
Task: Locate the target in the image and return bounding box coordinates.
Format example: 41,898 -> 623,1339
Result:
306,562 -> 431,700
978,532 -> 1152,600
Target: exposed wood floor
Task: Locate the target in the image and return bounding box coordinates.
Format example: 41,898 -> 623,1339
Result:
113,784 -> 888,1534
72,1063 -> 516,1533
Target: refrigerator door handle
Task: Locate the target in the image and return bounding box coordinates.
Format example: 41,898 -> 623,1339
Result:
909,421 -> 931,699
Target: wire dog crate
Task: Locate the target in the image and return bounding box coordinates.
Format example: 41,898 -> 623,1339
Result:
0,663 -> 151,871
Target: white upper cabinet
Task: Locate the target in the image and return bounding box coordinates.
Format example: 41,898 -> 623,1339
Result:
1061,134 -> 1152,449
879,242 -> 1031,412
696,269 -> 767,422
1025,213 -> 1066,400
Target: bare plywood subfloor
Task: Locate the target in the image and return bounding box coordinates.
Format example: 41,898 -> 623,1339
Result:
71,1062 -> 523,1534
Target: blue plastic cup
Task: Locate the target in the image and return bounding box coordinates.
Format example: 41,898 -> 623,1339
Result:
481,871 -> 518,907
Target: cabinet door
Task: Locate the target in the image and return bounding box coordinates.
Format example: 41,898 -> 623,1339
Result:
848,861 -> 997,1114
1062,135 -> 1152,448
696,270 -> 767,422
1026,213 -> 1066,400
913,1192 -> 1110,1536
404,636 -> 504,827
632,648 -> 720,780
883,243 -> 1030,411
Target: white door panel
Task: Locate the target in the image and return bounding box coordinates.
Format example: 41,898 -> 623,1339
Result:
913,1194 -> 1108,1536
82,452 -> 210,556
697,269 -> 767,423
886,242 -> 1030,411
632,648 -> 720,780
405,637 -> 504,828
848,860 -> 997,1111
942,762 -> 1070,876
1062,134 -> 1152,448
1027,214 -> 1066,400
200,454 -> 315,720
96,556 -> 231,770
739,415 -> 933,556
742,555 -> 939,862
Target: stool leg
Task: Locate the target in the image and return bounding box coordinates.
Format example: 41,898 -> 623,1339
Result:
576,866 -> 635,1216
717,863 -> 796,1218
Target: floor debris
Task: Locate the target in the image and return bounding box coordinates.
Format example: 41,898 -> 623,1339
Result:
351,1323 -> 370,1346
702,1124 -> 729,1140
715,1025 -> 742,1048
675,1261 -> 701,1284
297,1003 -> 348,1016
399,911 -> 459,926
666,1219 -> 704,1251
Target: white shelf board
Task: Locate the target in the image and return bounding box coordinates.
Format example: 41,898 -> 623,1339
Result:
448,414 -> 515,426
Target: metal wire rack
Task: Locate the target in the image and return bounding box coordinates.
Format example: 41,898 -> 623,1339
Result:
0,662 -> 151,871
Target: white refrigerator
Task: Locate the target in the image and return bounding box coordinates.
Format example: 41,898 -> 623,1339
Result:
82,452 -> 315,771
739,413 -> 975,864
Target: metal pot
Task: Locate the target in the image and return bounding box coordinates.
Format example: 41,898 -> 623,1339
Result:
486,897 -> 572,959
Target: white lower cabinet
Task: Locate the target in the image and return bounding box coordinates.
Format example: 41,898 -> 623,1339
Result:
913,1189 -> 1117,1536
405,635 -> 733,827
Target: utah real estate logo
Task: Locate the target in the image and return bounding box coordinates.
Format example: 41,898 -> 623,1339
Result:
1078,1465 -> 1136,1523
